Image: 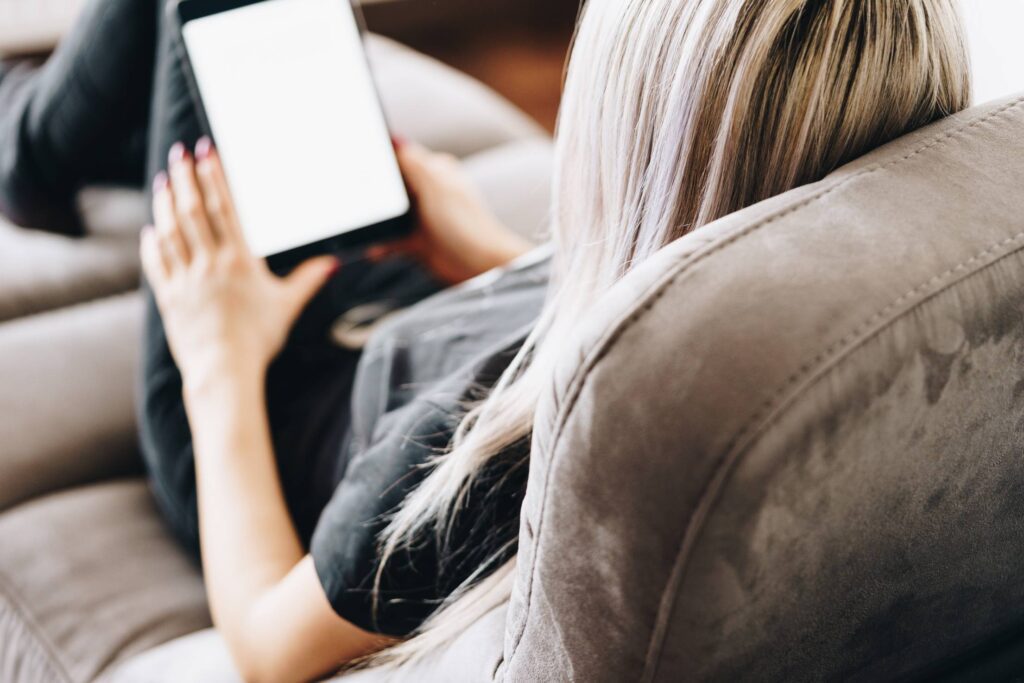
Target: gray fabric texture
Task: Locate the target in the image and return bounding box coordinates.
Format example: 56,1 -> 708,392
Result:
502,93 -> 1024,682
0,189 -> 142,323
0,293 -> 143,513
0,481 -> 210,683
106,606 -> 508,683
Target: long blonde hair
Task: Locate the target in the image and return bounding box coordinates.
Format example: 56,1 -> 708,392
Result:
372,0 -> 971,667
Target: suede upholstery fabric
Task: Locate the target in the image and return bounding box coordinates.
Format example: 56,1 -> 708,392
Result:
502,94 -> 1024,682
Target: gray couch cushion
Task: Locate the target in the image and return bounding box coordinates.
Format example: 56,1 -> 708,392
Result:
0,480 -> 210,683
105,605 -> 507,683
0,189 -> 144,323
502,94 -> 1024,681
0,293 -> 143,513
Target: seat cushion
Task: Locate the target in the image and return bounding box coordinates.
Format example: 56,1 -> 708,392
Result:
0,189 -> 145,323
0,480 -> 210,683
0,293 -> 143,513
105,605 -> 508,683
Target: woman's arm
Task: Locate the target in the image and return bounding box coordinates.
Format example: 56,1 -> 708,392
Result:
144,142 -> 389,682
142,138 -> 527,681
186,370 -> 390,683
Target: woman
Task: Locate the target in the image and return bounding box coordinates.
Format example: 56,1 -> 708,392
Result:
0,0 -> 971,680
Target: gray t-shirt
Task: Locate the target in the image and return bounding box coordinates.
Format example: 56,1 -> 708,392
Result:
311,251 -> 550,636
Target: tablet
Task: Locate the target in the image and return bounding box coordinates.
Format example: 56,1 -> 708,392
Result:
172,0 -> 411,262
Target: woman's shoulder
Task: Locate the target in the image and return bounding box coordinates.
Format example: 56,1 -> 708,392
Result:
344,247 -> 550,459
372,246 -> 551,349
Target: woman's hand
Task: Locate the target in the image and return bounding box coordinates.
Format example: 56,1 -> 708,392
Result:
367,141 -> 534,285
141,139 -> 338,395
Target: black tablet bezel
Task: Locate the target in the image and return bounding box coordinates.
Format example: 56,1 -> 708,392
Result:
169,0 -> 413,271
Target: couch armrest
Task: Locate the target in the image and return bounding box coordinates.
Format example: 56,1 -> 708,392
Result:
0,293 -> 143,512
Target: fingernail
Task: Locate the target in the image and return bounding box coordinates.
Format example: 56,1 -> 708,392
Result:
392,135 -> 407,149
327,257 -> 342,277
169,142 -> 187,164
195,136 -> 212,160
152,171 -> 168,193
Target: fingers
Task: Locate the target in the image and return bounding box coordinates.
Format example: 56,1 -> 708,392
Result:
396,142 -> 461,199
168,142 -> 217,255
194,137 -> 247,249
152,172 -> 190,268
366,236 -> 420,263
395,141 -> 431,185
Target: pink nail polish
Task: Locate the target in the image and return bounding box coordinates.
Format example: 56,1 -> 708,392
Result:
195,137 -> 212,160
169,142 -> 187,164
152,171 -> 168,193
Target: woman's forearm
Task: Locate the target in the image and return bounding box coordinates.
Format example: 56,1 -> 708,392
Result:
185,369 -> 307,665
185,369 -> 388,683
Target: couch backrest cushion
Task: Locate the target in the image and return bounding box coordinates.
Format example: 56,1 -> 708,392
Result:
501,94 -> 1024,682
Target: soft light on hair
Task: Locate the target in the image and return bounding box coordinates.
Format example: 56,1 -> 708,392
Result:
366,0 -> 971,668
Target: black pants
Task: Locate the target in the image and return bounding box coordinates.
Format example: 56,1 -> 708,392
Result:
2,0 -> 439,556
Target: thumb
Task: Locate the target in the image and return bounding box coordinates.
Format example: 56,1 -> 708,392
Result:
395,142 -> 431,188
283,255 -> 340,313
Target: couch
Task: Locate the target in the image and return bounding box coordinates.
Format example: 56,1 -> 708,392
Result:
3,31 -> 1024,683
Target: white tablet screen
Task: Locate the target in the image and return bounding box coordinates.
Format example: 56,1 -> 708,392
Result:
181,0 -> 409,257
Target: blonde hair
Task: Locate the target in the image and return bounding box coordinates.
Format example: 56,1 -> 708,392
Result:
370,0 -> 971,667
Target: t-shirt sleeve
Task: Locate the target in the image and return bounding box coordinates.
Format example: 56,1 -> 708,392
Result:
310,400 -> 456,637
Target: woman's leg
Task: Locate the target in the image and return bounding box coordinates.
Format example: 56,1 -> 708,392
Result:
137,6 -> 443,553
0,0 -> 157,234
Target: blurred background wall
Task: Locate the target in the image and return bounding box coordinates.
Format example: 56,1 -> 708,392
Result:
959,0 -> 1024,105
2,0 -> 1023,132
361,0 -> 579,132
362,0 -> 1024,133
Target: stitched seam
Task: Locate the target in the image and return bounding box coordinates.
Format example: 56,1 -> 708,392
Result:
0,571 -> 73,683
646,231 -> 1024,681
503,94 -> 1024,672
